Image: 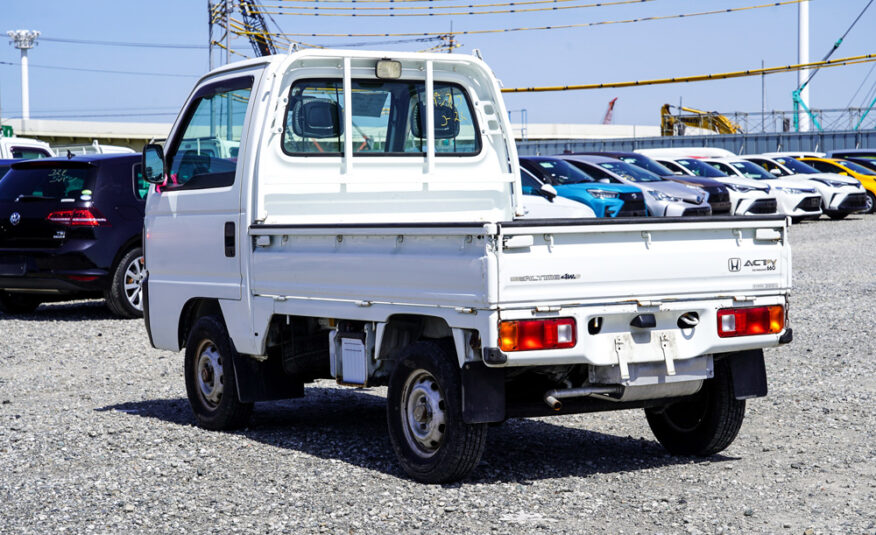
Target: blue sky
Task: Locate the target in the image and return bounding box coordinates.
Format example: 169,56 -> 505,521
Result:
1,0 -> 874,128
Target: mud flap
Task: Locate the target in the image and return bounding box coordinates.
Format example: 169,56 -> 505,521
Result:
232,352 -> 305,403
461,361 -> 505,424
724,349 -> 768,400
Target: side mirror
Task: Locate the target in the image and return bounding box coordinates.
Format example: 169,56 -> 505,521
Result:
598,178 -> 610,184
769,168 -> 782,176
674,171 -> 685,176
539,183 -> 558,201
142,144 -> 166,185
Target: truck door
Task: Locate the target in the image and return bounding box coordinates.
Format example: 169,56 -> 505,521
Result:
145,75 -> 254,308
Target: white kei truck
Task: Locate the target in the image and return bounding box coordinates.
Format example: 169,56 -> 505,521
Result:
141,50 -> 792,483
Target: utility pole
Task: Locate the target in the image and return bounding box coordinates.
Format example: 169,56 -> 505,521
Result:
761,59 -> 765,132
797,0 -> 810,131
7,29 -> 40,135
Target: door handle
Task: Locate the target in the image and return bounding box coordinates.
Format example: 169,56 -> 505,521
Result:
224,222 -> 235,257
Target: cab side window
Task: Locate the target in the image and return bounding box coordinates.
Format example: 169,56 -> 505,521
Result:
164,78 -> 253,191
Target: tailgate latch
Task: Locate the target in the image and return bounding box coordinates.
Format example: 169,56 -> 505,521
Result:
614,337 -> 630,380
659,333 -> 676,376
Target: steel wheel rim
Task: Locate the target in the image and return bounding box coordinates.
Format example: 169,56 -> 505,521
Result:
195,340 -> 224,409
400,369 -> 447,458
123,255 -> 145,311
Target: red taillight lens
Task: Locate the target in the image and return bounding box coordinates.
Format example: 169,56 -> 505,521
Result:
717,306 -> 784,338
499,318 -> 576,352
46,208 -> 109,227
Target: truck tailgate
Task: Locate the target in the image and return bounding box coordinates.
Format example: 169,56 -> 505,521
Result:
496,217 -> 790,307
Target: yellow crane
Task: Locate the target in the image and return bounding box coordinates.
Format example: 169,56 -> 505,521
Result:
660,104 -> 743,136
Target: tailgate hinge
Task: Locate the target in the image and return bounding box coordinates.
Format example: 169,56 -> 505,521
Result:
614,337 -> 630,380
659,333 -> 676,376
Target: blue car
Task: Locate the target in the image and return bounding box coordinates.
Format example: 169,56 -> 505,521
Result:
519,156 -> 647,217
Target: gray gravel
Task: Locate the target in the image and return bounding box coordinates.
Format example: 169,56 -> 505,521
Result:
1,215 -> 875,535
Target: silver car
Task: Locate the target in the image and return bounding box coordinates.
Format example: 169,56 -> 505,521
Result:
562,155 -> 712,216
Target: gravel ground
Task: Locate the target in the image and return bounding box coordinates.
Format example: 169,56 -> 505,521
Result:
1,215 -> 875,535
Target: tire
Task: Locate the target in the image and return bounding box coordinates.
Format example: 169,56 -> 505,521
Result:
644,359 -> 745,457
864,192 -> 876,214
825,211 -> 848,220
184,315 -> 253,430
104,247 -> 145,319
0,291 -> 42,314
387,341 -> 488,483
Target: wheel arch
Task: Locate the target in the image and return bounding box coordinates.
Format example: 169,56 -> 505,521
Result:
178,298 -> 226,350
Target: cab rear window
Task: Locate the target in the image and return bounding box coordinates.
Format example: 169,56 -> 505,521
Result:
0,166 -> 95,201
282,79 -> 480,156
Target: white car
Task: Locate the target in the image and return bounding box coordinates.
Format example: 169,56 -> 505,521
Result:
652,156 -> 778,216
743,155 -> 869,220
637,147 -> 737,159
702,158 -> 822,220
519,168 -> 596,219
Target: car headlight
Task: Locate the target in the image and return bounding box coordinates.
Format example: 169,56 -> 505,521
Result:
726,184 -> 755,193
648,190 -> 683,202
813,178 -> 855,188
776,187 -> 816,194
588,189 -> 619,199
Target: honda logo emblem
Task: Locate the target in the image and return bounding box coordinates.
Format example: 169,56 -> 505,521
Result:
9,212 -> 21,226
728,258 -> 741,272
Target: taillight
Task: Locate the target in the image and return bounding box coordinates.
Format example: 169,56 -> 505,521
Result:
46,208 -> 109,227
499,318 -> 576,352
717,306 -> 784,338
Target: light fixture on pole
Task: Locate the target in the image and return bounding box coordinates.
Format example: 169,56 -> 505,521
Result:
7,29 -> 40,133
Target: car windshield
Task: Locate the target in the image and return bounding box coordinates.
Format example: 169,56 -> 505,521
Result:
773,157 -> 819,174
519,169 -> 544,194
598,161 -> 662,182
0,165 -> 96,201
675,158 -> 728,177
617,154 -> 675,176
531,159 -> 596,184
839,160 -> 876,176
730,161 -> 773,180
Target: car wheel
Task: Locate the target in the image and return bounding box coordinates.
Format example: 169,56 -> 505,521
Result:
825,211 -> 848,220
0,291 -> 42,314
644,359 -> 745,456
184,315 -> 253,430
387,341 -> 487,483
865,192 -> 876,214
104,247 -> 145,319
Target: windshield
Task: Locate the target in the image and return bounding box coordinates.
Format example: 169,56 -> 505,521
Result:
774,157 -> 819,174
617,154 -> 674,176
530,159 -> 595,185
0,165 -> 95,201
598,160 -> 663,182
839,160 -> 876,176
676,158 -> 727,177
730,161 -> 773,180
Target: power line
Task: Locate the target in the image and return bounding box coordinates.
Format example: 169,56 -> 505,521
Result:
501,53 -> 876,93
250,0 -> 653,15
40,37 -> 207,49
253,0 -> 804,36
0,61 -> 198,78
259,0 -> 647,10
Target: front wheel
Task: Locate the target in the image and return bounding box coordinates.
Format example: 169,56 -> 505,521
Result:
184,316 -> 253,430
864,192 -> 876,214
825,210 -> 848,220
645,359 -> 745,456
387,341 -> 487,483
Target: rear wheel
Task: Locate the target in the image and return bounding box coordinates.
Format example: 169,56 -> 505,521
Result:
387,341 -> 487,483
645,359 -> 745,456
184,316 -> 253,430
0,291 -> 42,314
104,247 -> 144,319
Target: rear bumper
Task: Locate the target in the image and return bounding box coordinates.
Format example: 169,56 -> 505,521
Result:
0,244 -> 111,292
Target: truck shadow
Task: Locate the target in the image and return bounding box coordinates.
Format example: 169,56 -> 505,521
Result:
99,386 -> 733,484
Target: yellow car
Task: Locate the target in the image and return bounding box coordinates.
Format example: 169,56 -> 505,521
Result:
798,157 -> 876,214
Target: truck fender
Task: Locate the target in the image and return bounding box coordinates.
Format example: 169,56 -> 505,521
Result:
723,349 -> 768,400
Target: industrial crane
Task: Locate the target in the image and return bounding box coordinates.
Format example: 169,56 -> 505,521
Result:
238,0 -> 277,56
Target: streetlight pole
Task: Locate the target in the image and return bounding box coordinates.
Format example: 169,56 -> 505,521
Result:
7,29 -> 40,134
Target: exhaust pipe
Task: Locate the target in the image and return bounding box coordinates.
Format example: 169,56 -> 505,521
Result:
544,385 -> 624,411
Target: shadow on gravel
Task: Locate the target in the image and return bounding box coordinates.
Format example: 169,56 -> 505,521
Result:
0,299 -> 118,322
100,386 -> 731,483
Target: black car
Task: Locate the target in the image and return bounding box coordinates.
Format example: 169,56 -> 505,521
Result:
570,151 -> 733,215
0,154 -> 147,317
